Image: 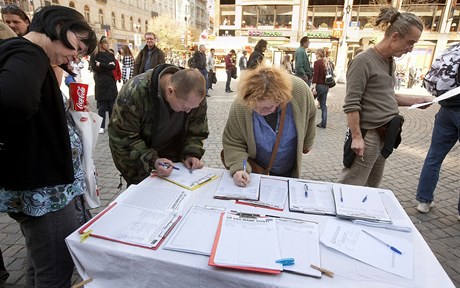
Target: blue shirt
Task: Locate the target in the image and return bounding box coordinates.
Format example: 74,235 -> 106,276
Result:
253,103 -> 297,176
0,99 -> 86,216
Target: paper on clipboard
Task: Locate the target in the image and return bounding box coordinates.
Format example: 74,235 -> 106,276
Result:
214,171 -> 261,200
236,177 -> 288,210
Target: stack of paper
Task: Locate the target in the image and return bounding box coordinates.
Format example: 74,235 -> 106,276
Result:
237,177 -> 288,210
164,205 -> 225,255
288,180 -> 336,215
214,171 -> 261,200
320,221 -> 413,279
333,184 -> 391,223
209,212 -> 322,277
79,185 -> 189,249
158,163 -> 218,190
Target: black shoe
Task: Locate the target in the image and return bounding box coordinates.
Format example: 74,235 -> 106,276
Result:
209,87 -> 213,90
206,94 -> 210,97
316,124 -> 326,128
226,89 -> 233,93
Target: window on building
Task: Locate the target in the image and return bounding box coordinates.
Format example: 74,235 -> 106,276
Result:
220,5 -> 235,26
404,4 -> 444,32
84,6 -> 90,22
451,4 -> 460,32
145,20 -> 148,33
98,9 -> 104,25
130,16 -> 134,31
258,6 -> 275,27
121,14 -> 126,29
51,0 -> 59,4
275,6 -> 293,29
69,1 -> 75,8
242,6 -> 257,28
112,12 -> 116,28
138,19 -> 142,33
310,6 -> 342,30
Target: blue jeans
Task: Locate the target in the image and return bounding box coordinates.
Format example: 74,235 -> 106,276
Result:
416,107 -> 460,207
316,84 -> 329,127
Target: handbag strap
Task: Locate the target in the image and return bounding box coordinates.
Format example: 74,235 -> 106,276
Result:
265,103 -> 287,174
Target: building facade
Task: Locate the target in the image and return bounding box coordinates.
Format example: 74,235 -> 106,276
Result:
213,0 -> 460,81
1,0 -> 210,52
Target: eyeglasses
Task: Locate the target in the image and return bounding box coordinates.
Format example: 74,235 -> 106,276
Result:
72,32 -> 87,58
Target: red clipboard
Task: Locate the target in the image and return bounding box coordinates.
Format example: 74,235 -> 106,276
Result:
79,202 -> 181,250
208,212 -> 281,274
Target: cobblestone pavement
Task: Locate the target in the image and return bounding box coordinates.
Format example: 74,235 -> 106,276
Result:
1,69 -> 459,287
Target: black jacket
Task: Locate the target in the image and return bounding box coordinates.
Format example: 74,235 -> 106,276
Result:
0,37 -> 74,190
90,51 -> 118,101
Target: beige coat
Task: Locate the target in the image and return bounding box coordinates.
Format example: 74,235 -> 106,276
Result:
222,75 -> 316,177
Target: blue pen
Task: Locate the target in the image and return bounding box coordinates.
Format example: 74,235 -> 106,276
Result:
339,187 -> 343,203
304,184 -> 309,198
362,230 -> 402,255
362,195 -> 368,203
243,159 -> 247,172
158,162 -> 179,170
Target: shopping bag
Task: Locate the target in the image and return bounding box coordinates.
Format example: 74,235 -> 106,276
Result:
69,110 -> 103,208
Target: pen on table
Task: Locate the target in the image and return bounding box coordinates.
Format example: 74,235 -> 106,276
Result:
339,187 -> 343,203
362,194 -> 368,203
310,264 -> 334,278
158,162 -> 179,170
361,229 -> 403,255
304,183 -> 309,198
243,159 -> 247,172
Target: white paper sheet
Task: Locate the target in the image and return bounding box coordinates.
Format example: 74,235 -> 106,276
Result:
121,184 -> 188,212
214,171 -> 261,200
164,205 -> 225,255
320,221 -> 413,279
160,163 -> 218,190
237,177 -> 288,210
333,184 -> 391,223
289,180 -> 336,215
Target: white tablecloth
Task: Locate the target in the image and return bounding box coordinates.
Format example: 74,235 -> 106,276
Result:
66,168 -> 455,288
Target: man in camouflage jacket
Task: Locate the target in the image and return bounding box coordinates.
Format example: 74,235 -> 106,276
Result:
108,64 -> 209,185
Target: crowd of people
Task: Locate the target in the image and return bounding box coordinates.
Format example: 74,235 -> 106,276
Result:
0,4 -> 459,288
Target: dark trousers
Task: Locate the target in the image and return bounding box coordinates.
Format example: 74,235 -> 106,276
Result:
225,69 -> 232,91
208,70 -> 215,89
0,249 -> 8,288
97,99 -> 115,129
198,68 -> 208,95
8,198 -> 81,288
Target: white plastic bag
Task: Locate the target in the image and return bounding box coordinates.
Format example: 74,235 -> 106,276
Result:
69,110 -> 103,208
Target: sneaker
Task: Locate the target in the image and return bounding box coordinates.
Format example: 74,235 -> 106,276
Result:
416,201 -> 435,213
99,128 -> 104,134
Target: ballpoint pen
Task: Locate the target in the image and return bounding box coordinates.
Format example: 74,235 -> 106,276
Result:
243,159 -> 247,172
339,187 -> 343,203
362,194 -> 368,203
158,162 -> 179,170
304,184 -> 309,198
362,230 -> 403,255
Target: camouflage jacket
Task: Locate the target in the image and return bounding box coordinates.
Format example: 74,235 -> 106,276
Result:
108,64 -> 209,185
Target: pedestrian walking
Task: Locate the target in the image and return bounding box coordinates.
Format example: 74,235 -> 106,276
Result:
247,39 -> 267,69
312,48 -> 329,129
239,50 -> 248,71
294,36 -> 313,86
225,49 -> 236,93
133,32 -> 165,76
1,4 -> 29,36
120,45 -> 134,84
207,48 -> 216,91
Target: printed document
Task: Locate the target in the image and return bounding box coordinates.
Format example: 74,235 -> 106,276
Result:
159,163 -> 218,190
214,171 -> 261,200
288,180 -> 336,215
333,184 -> 391,223
320,221 -> 413,279
164,205 -> 225,255
80,185 -> 188,249
237,177 -> 288,210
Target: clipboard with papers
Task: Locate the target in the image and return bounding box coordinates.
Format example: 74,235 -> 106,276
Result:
158,163 -> 218,190
333,184 -> 392,223
236,177 -> 288,211
214,171 -> 261,200
208,212 -> 322,277
288,180 -> 336,215
79,184 -> 189,249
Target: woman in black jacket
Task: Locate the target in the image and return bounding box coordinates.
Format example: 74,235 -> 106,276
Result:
247,39 -> 267,69
90,36 -> 118,133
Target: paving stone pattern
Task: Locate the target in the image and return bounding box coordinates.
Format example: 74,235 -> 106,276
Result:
1,69 -> 459,287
